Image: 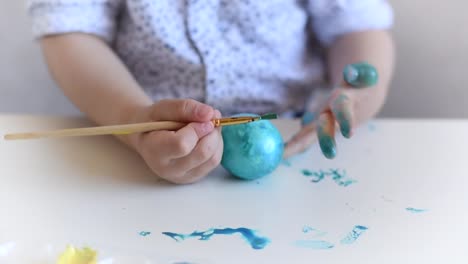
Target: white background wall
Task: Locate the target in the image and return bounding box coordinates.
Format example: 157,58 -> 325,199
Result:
1,0 -> 467,117
0,0 -> 79,115
380,0 -> 468,118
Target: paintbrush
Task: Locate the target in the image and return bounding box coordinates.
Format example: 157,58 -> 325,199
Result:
4,113 -> 278,141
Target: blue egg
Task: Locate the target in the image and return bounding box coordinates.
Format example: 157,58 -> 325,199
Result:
221,114 -> 284,180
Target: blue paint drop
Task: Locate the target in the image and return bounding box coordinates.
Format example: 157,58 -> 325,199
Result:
406,207 -> 428,213
368,122 -> 376,131
301,169 -> 356,186
162,227 -> 271,250
341,225 -> 368,245
139,231 -> 151,236
294,240 -> 334,249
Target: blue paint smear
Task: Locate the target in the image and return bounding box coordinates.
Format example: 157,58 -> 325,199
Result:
139,231 -> 151,236
294,240 -> 334,249
162,227 -> 271,250
368,122 -> 376,131
341,225 -> 368,245
302,226 -> 327,237
302,226 -> 315,233
406,207 -> 428,213
301,169 -> 356,186
282,159 -> 292,167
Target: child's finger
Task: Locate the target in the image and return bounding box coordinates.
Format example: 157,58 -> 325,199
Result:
343,62 -> 378,89
168,122 -> 214,158
283,125 -> 317,158
330,94 -> 354,138
301,112 -> 317,126
182,137 -> 224,184
317,111 -> 337,159
144,121 -> 213,160
150,99 -> 215,122
171,128 -> 222,173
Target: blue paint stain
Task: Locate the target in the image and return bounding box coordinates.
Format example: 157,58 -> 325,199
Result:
341,225 -> 368,245
406,207 -> 428,213
282,159 -> 292,167
368,122 -> 376,131
302,226 -> 327,237
301,169 -> 356,186
139,231 -> 151,236
294,240 -> 334,249
162,227 -> 271,250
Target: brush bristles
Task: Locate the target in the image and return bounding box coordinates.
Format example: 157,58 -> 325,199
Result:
260,113 -> 278,120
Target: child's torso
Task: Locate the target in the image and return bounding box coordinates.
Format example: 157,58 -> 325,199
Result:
114,0 -> 324,115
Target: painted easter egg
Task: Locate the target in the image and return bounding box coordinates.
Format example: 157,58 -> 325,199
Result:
221,114 -> 284,180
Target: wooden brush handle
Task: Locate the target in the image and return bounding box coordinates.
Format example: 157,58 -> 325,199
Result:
4,121 -> 186,140
3,115 -> 268,141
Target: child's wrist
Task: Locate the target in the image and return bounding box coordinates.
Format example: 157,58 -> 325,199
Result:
114,103 -> 153,151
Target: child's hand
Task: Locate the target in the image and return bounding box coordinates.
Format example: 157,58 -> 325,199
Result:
284,63 -> 378,159
127,99 -> 223,184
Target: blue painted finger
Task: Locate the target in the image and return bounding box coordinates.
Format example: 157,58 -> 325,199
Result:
343,62 -> 378,88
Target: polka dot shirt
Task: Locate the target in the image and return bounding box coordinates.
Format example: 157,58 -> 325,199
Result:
28,0 -> 393,116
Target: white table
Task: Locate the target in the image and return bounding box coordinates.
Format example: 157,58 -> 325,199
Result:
1,115 -> 467,263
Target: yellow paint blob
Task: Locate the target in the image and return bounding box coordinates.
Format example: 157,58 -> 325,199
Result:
57,246 -> 97,264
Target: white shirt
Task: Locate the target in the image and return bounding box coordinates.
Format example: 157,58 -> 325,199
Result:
28,0 -> 393,115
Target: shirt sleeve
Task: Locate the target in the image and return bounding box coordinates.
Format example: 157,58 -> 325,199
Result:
308,0 -> 394,46
27,0 -> 123,43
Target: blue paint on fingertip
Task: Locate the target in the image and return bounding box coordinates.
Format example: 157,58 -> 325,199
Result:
318,135 -> 336,159
343,62 -> 378,88
334,111 -> 351,139
301,112 -> 316,126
